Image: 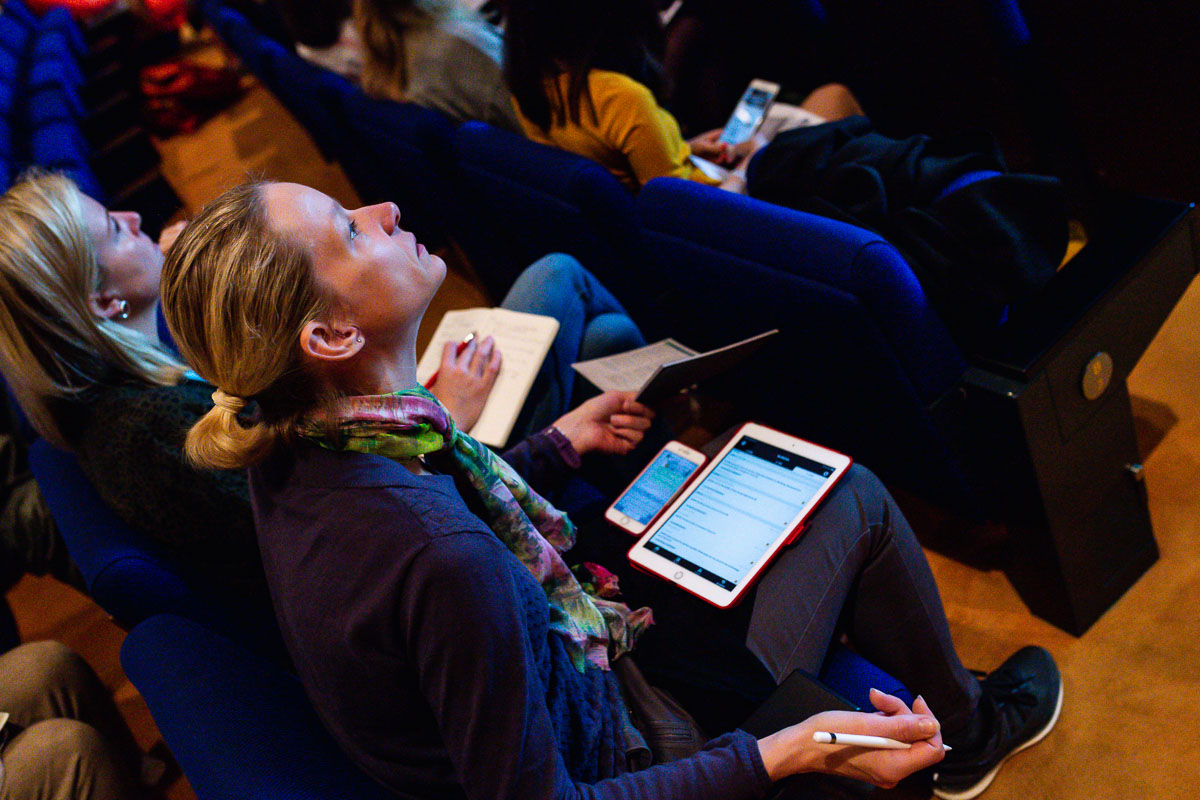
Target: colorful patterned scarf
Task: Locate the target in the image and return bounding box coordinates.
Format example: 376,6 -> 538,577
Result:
298,385 -> 652,673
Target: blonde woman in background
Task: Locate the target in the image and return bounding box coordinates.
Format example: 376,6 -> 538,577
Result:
354,0 -> 522,131
0,171 -> 266,596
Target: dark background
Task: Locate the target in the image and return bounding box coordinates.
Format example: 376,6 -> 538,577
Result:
709,0 -> 1200,203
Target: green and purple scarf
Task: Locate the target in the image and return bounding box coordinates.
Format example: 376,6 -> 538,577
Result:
299,385 -> 652,673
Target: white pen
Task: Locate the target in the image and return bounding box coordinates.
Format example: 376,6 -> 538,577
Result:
813,731 -> 951,751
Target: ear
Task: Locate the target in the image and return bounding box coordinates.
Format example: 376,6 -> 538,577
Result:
88,289 -> 124,320
299,319 -> 364,363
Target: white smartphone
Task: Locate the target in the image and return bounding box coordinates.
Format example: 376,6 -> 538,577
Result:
627,423 -> 852,609
605,441 -> 707,536
718,79 -> 781,146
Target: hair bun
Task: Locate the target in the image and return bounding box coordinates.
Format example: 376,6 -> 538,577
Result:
211,388 -> 247,414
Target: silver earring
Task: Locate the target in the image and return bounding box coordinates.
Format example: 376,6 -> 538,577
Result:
116,300 -> 130,320
356,336 -> 363,343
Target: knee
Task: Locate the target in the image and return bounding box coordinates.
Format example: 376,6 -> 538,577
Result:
580,312 -> 644,360
523,252 -> 587,287
25,717 -> 107,757
3,719 -> 127,798
806,82 -> 864,120
0,641 -> 89,711
829,463 -> 895,530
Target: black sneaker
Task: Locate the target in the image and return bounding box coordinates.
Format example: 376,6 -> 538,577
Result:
932,646 -> 1063,800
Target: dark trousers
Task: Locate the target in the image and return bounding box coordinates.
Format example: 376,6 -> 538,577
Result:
577,464 -> 981,735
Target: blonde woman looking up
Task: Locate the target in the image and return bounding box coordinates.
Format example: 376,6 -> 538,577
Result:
162,178 -> 1062,800
355,0 -> 522,131
0,172 -> 264,594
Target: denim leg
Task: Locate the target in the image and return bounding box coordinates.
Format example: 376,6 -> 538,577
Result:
501,254 -> 644,441
744,464 -> 982,731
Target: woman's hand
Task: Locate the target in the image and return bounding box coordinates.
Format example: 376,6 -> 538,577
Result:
757,690 -> 945,787
687,128 -> 731,163
429,336 -> 501,432
552,391 -> 654,457
158,220 -> 188,254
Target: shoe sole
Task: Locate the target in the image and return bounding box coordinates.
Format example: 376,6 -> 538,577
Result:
932,678 -> 1064,800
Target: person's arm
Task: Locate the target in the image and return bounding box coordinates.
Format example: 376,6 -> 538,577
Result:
595,75 -> 720,189
398,533 -> 773,800
499,392 -> 654,491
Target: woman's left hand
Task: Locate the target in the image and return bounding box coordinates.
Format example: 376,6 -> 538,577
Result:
552,391 -> 655,457
687,128 -> 732,163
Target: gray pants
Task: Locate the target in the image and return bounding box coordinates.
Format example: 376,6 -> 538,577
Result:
0,642 -> 142,800
604,464 -> 983,734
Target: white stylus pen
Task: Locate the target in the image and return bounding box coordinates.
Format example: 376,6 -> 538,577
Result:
812,732 -> 951,751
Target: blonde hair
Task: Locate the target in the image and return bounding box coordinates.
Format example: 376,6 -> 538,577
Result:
159,181 -> 334,471
0,171 -> 185,448
354,0 -> 458,101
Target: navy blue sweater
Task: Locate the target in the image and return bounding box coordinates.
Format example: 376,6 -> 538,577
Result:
249,433 -> 772,799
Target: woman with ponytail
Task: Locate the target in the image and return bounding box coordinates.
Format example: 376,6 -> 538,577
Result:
161,178 -> 1062,800
0,172 -> 642,597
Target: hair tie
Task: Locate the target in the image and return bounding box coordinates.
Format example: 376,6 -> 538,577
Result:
212,388 -> 247,414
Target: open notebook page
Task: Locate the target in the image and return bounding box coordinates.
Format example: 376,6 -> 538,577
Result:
416,308 -> 559,447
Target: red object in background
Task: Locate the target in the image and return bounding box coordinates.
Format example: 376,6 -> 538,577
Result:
28,0 -> 189,28
138,58 -> 245,138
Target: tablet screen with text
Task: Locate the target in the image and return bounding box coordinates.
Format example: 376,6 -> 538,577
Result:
643,436 -> 835,590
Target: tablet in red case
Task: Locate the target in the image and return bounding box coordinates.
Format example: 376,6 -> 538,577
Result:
627,422 -> 852,609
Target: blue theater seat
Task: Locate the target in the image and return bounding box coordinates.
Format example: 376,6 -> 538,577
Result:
206,3 -> 272,78
27,439 -> 214,628
122,614 -> 391,800
452,122 -> 637,299
332,90 -> 458,247
633,177 -> 973,506
121,615 -> 903,800
26,440 -> 280,658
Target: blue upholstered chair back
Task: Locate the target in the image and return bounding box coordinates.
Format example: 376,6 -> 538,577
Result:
123,614 -> 390,800
633,178 -> 976,507
0,1 -> 103,199
200,1 -> 458,247
452,122 -> 637,300
206,3 -> 271,78
27,440 -> 209,627
26,440 -> 282,659
332,90 -> 458,249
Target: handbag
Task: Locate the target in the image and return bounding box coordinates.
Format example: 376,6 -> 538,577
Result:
612,656 -> 707,767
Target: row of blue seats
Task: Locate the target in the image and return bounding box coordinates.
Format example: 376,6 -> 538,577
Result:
0,0 -> 103,198
198,0 -> 978,514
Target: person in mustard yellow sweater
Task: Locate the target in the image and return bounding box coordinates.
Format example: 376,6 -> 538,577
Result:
504,0 -> 862,193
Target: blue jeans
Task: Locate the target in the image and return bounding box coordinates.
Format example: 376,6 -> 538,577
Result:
501,254 -> 645,444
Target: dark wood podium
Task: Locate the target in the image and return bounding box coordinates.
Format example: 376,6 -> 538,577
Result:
953,193 -> 1197,634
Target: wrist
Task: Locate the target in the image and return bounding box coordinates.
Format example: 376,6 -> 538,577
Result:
543,425 -> 582,468
757,725 -> 816,781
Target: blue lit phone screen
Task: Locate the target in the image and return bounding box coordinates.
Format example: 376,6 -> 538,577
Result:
645,437 -> 834,589
720,87 -> 772,144
614,450 -> 699,525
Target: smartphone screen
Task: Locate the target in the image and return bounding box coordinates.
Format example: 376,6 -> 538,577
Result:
719,84 -> 777,145
612,448 -> 703,528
